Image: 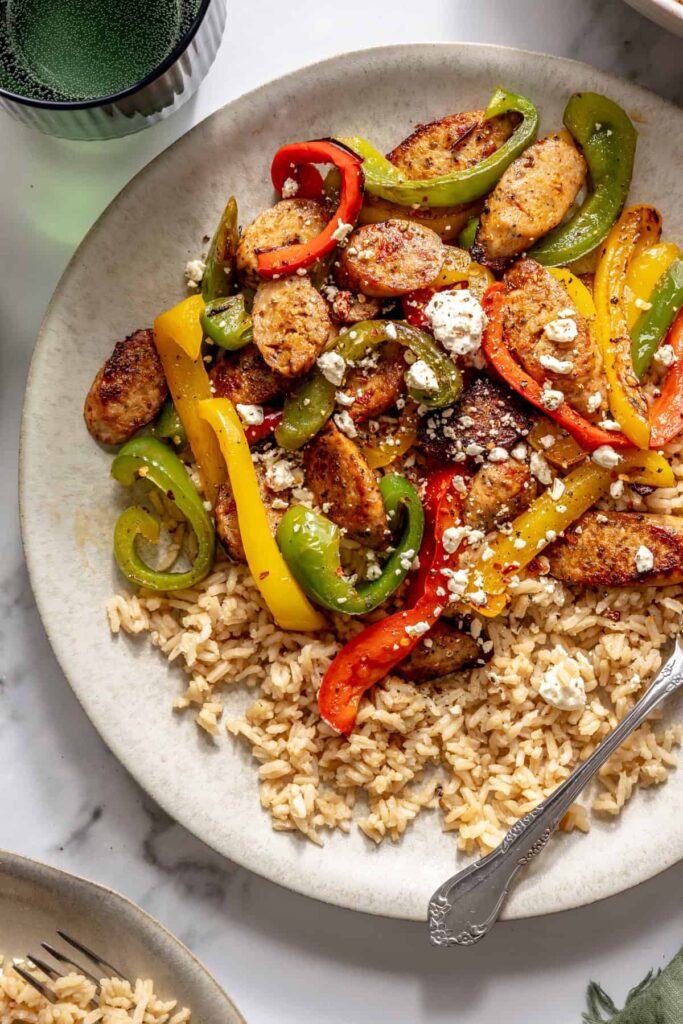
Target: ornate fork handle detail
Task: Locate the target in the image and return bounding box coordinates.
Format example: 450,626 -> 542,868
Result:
428,637 -> 683,947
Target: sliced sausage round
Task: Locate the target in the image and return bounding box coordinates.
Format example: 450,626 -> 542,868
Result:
252,276 -> 332,378
236,198 -> 329,289
345,342 -> 406,423
209,344 -> 292,406
336,219 -> 444,297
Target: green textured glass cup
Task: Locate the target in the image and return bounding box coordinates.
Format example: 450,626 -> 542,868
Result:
0,0 -> 226,140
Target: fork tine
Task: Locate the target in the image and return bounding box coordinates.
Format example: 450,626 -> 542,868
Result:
25,953 -> 60,981
12,963 -> 57,1004
40,942 -> 101,989
56,930 -> 129,984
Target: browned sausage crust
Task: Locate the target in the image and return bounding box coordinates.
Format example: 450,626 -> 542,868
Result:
503,258 -> 607,420
546,512 -> 683,588
84,328 -> 167,446
303,423 -> 387,547
387,110 -> 520,179
417,375 -> 533,465
464,461 -> 537,532
473,133 -> 587,268
336,219 -> 444,297
236,198 -> 329,288
252,276 -> 332,378
345,342 -> 406,423
397,621 -> 489,682
209,345 -> 292,406
326,288 -> 383,324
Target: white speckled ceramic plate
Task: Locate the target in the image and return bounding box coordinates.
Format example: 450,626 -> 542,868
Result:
622,0 -> 683,37
0,851 -> 244,1020
20,44 -> 683,921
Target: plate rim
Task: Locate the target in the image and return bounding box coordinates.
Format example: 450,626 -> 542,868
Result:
19,41 -> 683,922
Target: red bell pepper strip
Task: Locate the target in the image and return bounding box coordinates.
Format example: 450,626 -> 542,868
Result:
649,309 -> 683,448
402,288 -> 436,329
257,139 -> 364,279
244,410 -> 283,445
318,469 -> 466,736
481,283 -> 632,452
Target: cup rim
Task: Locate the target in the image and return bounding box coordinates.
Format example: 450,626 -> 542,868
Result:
0,0 -> 211,110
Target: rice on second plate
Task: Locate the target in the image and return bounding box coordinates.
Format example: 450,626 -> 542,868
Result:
107,451 -> 683,856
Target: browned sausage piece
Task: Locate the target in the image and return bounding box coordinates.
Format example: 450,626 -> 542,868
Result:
398,621 -> 488,682
236,198 -> 329,289
473,133 -> 587,268
546,512 -> 683,588
326,288 -> 383,324
210,344 -> 292,406
252,276 -> 332,378
84,328 -> 167,446
214,465 -> 285,562
464,461 -> 537,532
503,258 -> 607,420
387,109 -> 520,179
345,342 -> 406,423
336,220 -> 444,298
303,423 -> 387,547
417,375 -> 533,465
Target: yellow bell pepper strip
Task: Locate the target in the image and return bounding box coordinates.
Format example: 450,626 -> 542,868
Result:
530,93 -> 637,267
362,400 -> 418,469
196,397 -> 325,632
337,87 -> 539,208
202,196 -> 238,302
463,449 -> 674,618
625,242 -> 680,331
593,204 -> 662,449
153,295 -> 225,506
547,267 -> 597,319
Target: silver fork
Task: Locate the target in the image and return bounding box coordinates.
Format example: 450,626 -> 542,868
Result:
429,634 -> 683,946
12,930 -> 129,1007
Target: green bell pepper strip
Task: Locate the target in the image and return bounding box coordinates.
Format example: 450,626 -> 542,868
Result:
276,475 -> 424,614
530,92 -> 637,267
458,216 -> 479,251
201,294 -> 253,350
336,87 -> 538,209
275,319 -> 463,450
631,259 -> 683,379
201,196 -> 239,302
111,436 -> 215,591
154,399 -> 187,449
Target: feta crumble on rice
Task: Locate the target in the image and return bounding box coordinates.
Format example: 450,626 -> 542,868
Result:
592,445 -> 621,469
334,410 -> 358,437
539,353 -> 573,374
424,289 -> 487,357
544,315 -> 578,344
539,655 -> 587,711
587,391 -> 603,413
635,544 -> 654,573
317,351 -> 346,385
405,359 -> 439,393
331,219 -> 354,242
235,403 -> 264,425
281,176 -> 299,198
184,258 -> 206,287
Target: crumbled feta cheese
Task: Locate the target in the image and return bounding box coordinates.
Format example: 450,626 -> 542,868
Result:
385,322 -> 398,340
530,451 -> 553,485
511,442 -> 528,461
468,589 -> 488,607
442,526 -> 466,553
634,296 -> 652,312
405,620 -> 430,638
334,410 -> 358,438
444,568 -> 469,598
405,359 -> 439,393
599,419 -> 622,432
488,447 -> 509,463
281,177 -> 299,198
317,351 -> 346,386
185,258 -> 206,286
539,656 -> 587,711
544,316 -> 578,344
539,434 -> 556,449
539,353 -> 573,375
235,403 -> 264,426
365,562 -> 383,581
549,477 -> 565,501
592,445 -> 621,469
635,544 -> 654,573
540,386 -> 564,411
331,218 -> 353,243
587,392 -> 603,413
610,479 -> 624,498
655,343 -> 676,368
513,537 -> 527,550
424,289 -> 487,357
335,390 -> 355,407
265,459 -> 303,492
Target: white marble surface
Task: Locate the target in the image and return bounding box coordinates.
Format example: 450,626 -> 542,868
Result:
1,2 -> 681,1021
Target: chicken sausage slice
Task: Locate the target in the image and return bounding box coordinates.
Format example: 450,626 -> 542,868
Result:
344,342 -> 406,423
387,109 -> 520,179
336,219 -> 444,297
464,461 -> 537,533
209,344 -> 292,406
397,621 -> 489,682
84,328 -> 167,446
236,198 -> 329,289
252,276 -> 332,378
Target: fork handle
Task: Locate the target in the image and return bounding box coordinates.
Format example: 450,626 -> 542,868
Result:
428,640 -> 683,947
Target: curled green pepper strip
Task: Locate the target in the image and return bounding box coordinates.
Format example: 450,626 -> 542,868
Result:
276,475 -> 424,614
530,93 -> 637,267
275,319 -> 462,450
201,294 -> 253,350
337,87 -> 538,208
154,398 -> 187,449
632,259 -> 683,379
111,436 -> 215,591
202,195 -> 239,301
